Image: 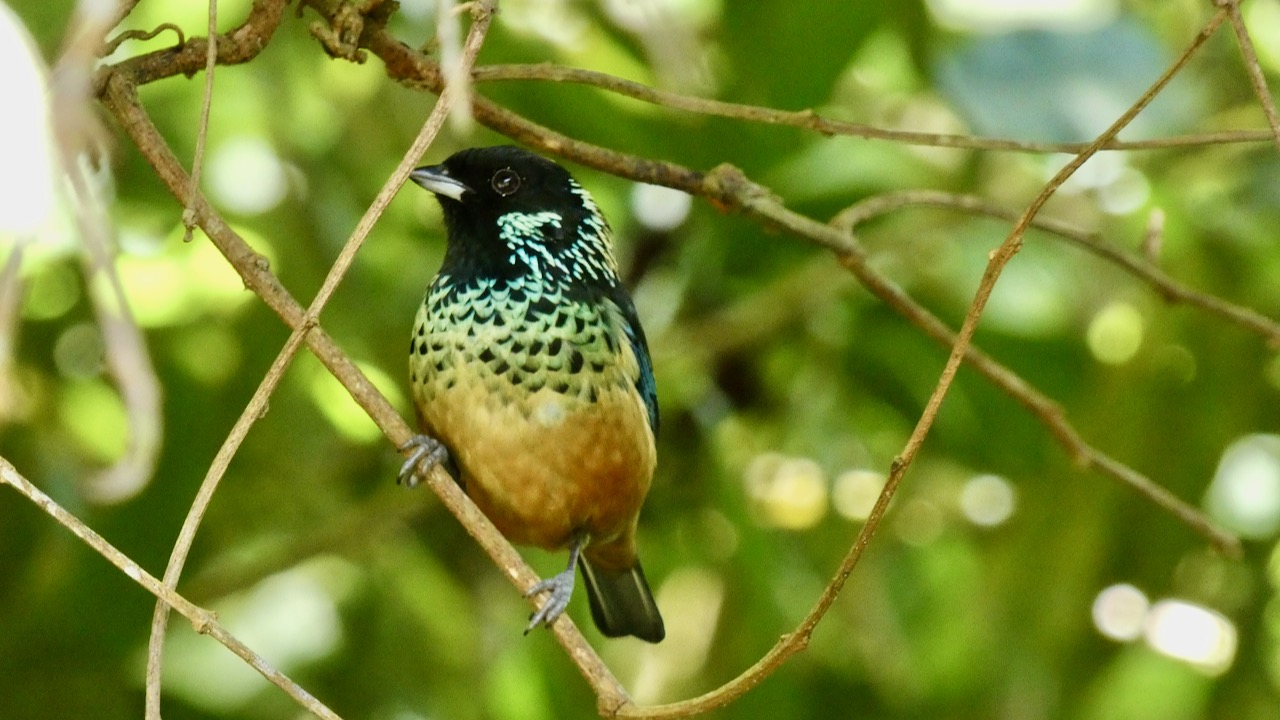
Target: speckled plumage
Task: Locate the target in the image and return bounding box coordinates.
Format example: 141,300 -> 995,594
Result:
402,146 -> 664,642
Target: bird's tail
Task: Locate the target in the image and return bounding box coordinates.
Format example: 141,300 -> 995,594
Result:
578,557 -> 665,643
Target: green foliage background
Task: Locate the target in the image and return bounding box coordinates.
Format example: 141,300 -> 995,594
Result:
3,1 -> 1280,718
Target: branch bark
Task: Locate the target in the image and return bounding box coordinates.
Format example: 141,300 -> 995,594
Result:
0,456 -> 345,720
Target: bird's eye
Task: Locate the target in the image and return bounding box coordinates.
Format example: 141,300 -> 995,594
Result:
491,168 -> 521,196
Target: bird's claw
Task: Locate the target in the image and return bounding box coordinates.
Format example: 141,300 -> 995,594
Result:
523,566 -> 576,634
397,434 -> 449,488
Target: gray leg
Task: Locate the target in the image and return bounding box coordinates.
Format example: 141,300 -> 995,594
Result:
523,533 -> 586,634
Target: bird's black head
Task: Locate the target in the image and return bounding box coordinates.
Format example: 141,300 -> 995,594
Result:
410,146 -> 619,288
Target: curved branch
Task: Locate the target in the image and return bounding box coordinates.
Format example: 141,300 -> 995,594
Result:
94,0 -> 289,95
0,458 -> 345,720
833,190 -> 1280,347
1222,0 -> 1280,155
470,63 -> 1276,153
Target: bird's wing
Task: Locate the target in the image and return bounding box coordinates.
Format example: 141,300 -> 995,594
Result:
609,291 -> 659,439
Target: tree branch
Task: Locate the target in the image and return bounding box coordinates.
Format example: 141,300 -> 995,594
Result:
0,456 -> 345,720
1221,0 -> 1280,155
832,190 -> 1280,347
470,62 -> 1277,153
94,0 -> 289,96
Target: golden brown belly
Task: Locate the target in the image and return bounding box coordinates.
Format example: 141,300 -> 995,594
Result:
416,365 -> 656,555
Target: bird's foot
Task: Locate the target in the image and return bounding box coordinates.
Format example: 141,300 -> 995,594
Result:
397,434 -> 449,488
523,565 -> 576,634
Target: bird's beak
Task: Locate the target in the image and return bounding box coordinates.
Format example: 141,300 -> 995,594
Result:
410,165 -> 472,202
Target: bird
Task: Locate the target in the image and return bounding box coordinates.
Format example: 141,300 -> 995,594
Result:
397,145 -> 665,643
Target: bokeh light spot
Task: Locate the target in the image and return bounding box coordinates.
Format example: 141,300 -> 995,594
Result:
119,226 -> 260,327
959,473 -> 1016,527
1246,0 -> 1280,75
630,183 -> 692,232
984,260 -> 1073,338
1092,583 -> 1149,641
208,136 -> 289,216
1056,150 -> 1125,192
1144,600 -> 1237,675
744,453 -> 829,530
1098,166 -> 1151,215
1205,434 -> 1280,539
1086,301 -> 1144,365
833,469 -> 885,521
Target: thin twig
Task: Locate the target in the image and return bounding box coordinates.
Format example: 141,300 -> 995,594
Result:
436,0 -> 474,132
102,23 -> 186,57
124,8 -> 1242,720
1221,0 -> 1280,155
470,63 -> 1277,154
71,169 -> 164,504
833,190 -> 1280,347
0,456 -> 345,720
94,0 -> 288,96
180,0 -> 219,243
